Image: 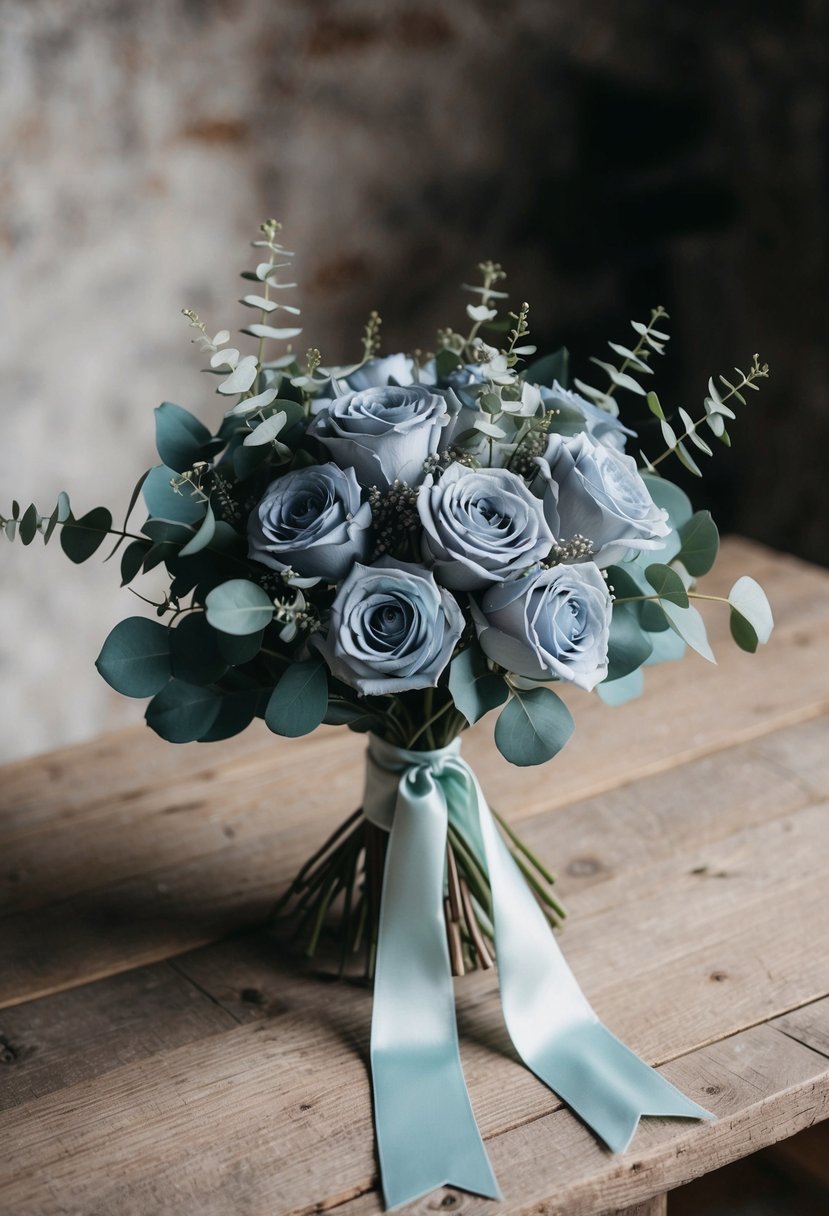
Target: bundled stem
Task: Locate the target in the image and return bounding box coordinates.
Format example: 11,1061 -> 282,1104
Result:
270,804 -> 564,979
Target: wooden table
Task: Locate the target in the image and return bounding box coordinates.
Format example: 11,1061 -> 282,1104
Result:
2,537 -> 828,1216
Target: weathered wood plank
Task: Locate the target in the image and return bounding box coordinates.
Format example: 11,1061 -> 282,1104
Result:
0,961 -> 237,1110
3,1004 -> 826,1216
0,705 -> 825,1011
772,996 -> 829,1060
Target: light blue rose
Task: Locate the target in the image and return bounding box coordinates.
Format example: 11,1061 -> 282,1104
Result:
472,562 -> 612,690
418,463 -> 554,590
308,385 -> 450,490
533,432 -> 670,567
312,557 -> 464,696
540,381 -> 633,450
248,463 -> 372,582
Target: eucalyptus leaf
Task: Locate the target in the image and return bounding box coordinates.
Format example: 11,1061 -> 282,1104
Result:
677,511 -> 719,577
597,669 -> 644,706
661,601 -> 716,663
19,503 -> 38,545
728,576 -> 773,645
178,503 -> 216,557
95,617 -> 171,697
120,539 -> 151,585
523,346 -> 569,389
154,402 -> 221,474
145,679 -> 222,743
217,627 -> 265,666
198,682 -> 263,742
170,612 -> 228,685
729,609 -> 758,653
206,579 -> 274,636
494,687 -> 574,767
143,465 -> 204,525
60,506 -> 113,563
448,643 -> 509,725
265,658 -> 328,737
605,605 -> 653,681
645,563 -> 689,608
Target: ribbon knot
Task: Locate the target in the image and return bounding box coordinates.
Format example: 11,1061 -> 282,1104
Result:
365,735 -> 712,1210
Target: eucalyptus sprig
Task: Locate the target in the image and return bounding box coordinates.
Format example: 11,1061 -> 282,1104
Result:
575,306 -> 670,417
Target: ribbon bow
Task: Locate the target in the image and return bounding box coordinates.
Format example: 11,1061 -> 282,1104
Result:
364,735 -> 712,1209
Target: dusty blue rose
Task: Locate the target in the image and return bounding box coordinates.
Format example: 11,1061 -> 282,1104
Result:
311,557 -> 463,696
534,432 -> 670,567
418,463 -> 554,590
248,463 -> 371,582
308,384 -> 450,489
472,562 -> 612,690
540,382 -> 633,450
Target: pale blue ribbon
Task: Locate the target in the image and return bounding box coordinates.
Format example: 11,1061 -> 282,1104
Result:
364,735 -> 713,1210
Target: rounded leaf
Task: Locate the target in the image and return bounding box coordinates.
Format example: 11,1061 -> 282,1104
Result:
494,687 -> 574,767
145,680 -> 222,743
95,617 -> 171,697
205,579 -> 274,635
265,658 -> 328,738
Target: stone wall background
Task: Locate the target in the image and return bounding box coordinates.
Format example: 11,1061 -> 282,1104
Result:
1,0 -> 826,760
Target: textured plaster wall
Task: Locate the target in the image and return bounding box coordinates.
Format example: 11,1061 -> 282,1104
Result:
1,0 -> 826,760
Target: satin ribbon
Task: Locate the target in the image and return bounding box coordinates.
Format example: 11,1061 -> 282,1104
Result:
364,735 -> 712,1210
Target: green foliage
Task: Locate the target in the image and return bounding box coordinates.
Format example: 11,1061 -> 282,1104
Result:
266,658 -> 328,737
678,511 -> 719,577
494,687 -> 574,767
142,465 -> 205,525
728,576 -> 773,652
523,346 -> 569,389
205,579 -> 274,635
645,563 -> 689,608
198,676 -> 263,742
216,627 -> 265,666
448,643 -> 509,725
145,679 -> 222,743
95,618 -> 172,697
170,612 -> 228,685
605,605 -> 653,682
661,601 -> 716,664
60,506 -> 113,564
597,668 -> 644,707
154,402 -> 222,473
574,307 -> 669,416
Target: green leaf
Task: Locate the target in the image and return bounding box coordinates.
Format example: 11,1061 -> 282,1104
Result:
729,609 -> 758,653
675,440 -> 703,478
43,492 -> 71,545
605,604 -> 653,681
436,348 -> 462,380
178,503 -> 216,557
120,539 -> 151,585
145,679 -> 222,743
494,687 -> 574,767
60,506 -> 113,563
641,474 -> 693,530
216,627 -> 265,666
448,643 -> 509,725
605,564 -> 645,601
170,613 -> 228,685
205,579 -> 274,636
95,618 -> 172,697
324,701 -> 383,733
728,576 -> 773,646
19,504 -> 39,545
661,601 -> 716,663
103,469 -> 151,563
197,679 -> 263,742
646,391 -> 665,421
677,511 -> 719,577
597,669 -> 644,706
154,402 -> 221,474
645,563 -> 689,608
143,465 -> 205,525
524,346 -> 569,389
265,658 -> 328,737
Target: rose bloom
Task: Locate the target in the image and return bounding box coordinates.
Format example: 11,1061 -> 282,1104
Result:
418,463 -> 554,590
247,463 -> 372,582
311,558 -> 464,696
308,384 -> 450,490
471,562 -> 612,691
534,432 -> 670,567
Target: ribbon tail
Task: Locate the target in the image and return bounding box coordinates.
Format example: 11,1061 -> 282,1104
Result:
454,764 -> 713,1154
370,766 -> 501,1210
528,1021 -> 714,1153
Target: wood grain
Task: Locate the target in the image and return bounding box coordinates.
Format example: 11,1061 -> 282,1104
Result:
1,537 -> 828,1216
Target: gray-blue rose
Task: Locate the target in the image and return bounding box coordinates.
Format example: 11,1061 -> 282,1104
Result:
311,557 -> 463,696
471,562 -> 612,690
533,432 -> 670,567
540,381 -> 633,451
248,463 -> 372,582
418,462 -> 554,590
308,384 -> 450,490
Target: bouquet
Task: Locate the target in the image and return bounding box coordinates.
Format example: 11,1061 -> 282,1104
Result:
3,220 -> 773,1208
